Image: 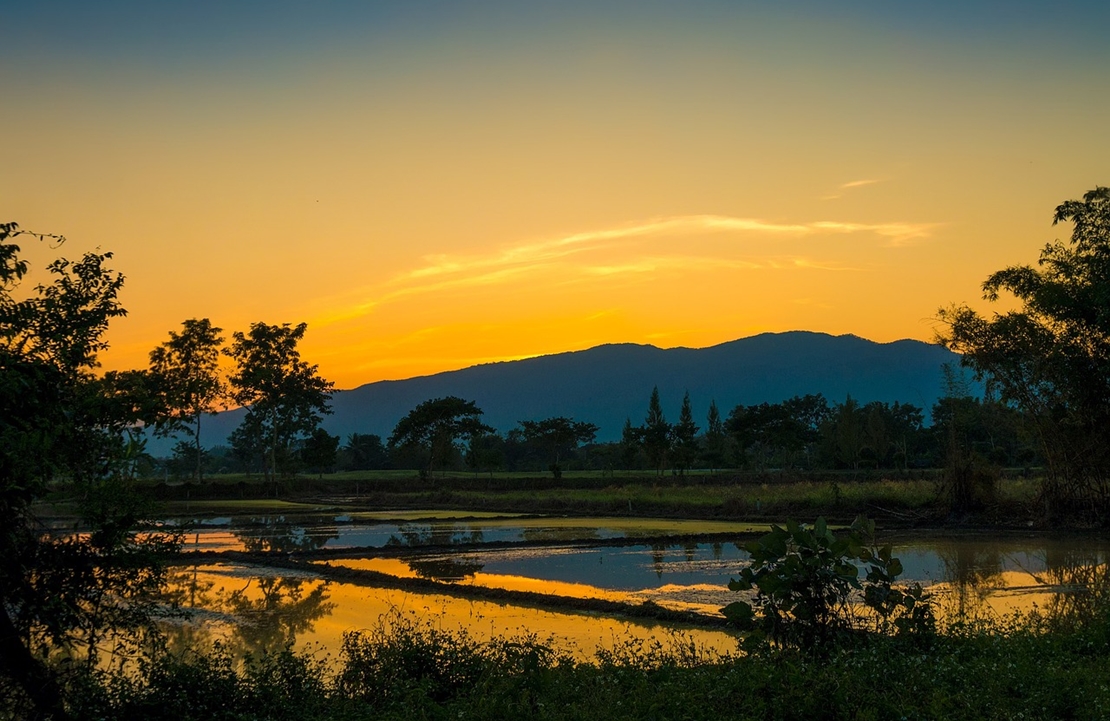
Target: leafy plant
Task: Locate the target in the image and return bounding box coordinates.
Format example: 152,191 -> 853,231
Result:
722,516 -> 932,651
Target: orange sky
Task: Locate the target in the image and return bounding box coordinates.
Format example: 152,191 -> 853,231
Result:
4,2 -> 1108,389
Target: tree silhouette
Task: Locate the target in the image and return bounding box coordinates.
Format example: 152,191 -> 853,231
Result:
389,397 -> 493,478
671,391 -> 699,475
301,428 -> 340,478
940,186 -> 1110,519
343,433 -> 389,471
148,318 -> 225,482
703,399 -> 727,471
225,322 -> 334,482
641,387 -> 671,475
518,416 -> 598,478
0,223 -> 180,719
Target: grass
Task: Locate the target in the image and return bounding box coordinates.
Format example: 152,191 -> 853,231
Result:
350,477 -> 1038,525
47,608 -> 1110,720
141,472 -> 1044,527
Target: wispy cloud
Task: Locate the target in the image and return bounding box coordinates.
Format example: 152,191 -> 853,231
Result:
840,179 -> 881,189
822,178 -> 886,201
313,213 -> 937,326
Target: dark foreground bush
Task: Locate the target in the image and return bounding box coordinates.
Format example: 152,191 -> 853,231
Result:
38,608 -> 1110,721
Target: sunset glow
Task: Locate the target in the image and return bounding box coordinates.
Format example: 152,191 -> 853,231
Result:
4,1 -> 1107,388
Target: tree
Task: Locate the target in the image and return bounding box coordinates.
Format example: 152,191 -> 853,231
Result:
342,433 -> 389,471
224,322 -> 334,482
388,397 -> 493,478
518,417 -> 598,479
726,395 -> 829,471
702,399 -> 727,471
620,418 -> 641,471
939,187 -> 1110,520
1,223 -> 180,719
641,387 -> 671,475
301,428 -> 340,478
148,318 -> 225,482
465,432 -> 504,478
832,396 -> 864,471
671,391 -> 699,475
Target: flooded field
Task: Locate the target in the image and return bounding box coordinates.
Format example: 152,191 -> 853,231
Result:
162,562 -> 739,661
171,511 -> 769,553
158,508 -> 1110,659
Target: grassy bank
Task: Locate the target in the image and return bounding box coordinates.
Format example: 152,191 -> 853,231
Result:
144,473 -> 1041,527
47,610 -> 1110,720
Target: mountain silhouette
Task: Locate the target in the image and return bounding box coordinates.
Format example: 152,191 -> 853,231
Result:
157,331 -> 961,454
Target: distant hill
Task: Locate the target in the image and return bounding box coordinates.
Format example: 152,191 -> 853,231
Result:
153,331 -> 961,454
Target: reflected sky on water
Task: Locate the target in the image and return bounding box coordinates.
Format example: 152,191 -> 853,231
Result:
163,563 -> 740,661
172,513 -> 769,553
163,512 -> 1110,650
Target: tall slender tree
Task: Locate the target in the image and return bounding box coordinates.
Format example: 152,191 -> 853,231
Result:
672,391 -> 699,475
642,386 -> 672,475
148,318 -> 225,482
703,399 -> 727,471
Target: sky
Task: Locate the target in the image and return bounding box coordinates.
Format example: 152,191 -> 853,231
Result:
3,1 -> 1108,390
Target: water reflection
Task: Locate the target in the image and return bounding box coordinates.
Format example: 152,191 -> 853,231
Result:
233,515 -> 340,553
892,536 -> 1110,622
386,523 -> 486,548
408,557 -> 486,581
161,563 -> 739,661
162,565 -> 335,656
172,513 -> 769,552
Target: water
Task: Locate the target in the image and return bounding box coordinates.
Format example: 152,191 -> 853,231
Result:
161,510 -> 1110,658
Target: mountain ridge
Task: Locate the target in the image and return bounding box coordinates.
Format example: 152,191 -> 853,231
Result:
152,330 -> 961,455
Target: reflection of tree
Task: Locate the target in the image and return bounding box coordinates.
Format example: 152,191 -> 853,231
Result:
407,556 -> 485,581
682,541 -> 698,563
650,543 -> 668,579
222,576 -> 335,656
711,542 -> 724,561
935,541 -> 1006,619
1039,545 -> 1110,629
385,523 -> 484,547
233,515 -> 340,554
159,567 -> 335,657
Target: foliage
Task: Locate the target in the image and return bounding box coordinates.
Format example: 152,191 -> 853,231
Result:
518,417 -> 598,478
340,433 -> 389,471
0,222 -> 181,719
722,516 -> 933,651
50,607 -> 1110,721
701,399 -> 728,471
670,391 -> 699,475
639,386 -> 671,474
225,322 -> 334,482
728,394 -> 830,470
300,428 -> 340,477
465,432 -> 505,477
389,396 -> 493,478
940,186 -> 1110,521
147,318 -> 225,482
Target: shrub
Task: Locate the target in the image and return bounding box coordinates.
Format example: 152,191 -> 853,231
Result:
721,516 -> 933,651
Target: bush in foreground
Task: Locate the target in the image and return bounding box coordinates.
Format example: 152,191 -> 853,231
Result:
35,606 -> 1110,721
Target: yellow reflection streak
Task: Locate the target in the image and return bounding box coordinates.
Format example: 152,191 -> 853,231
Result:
174,564 -> 739,661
